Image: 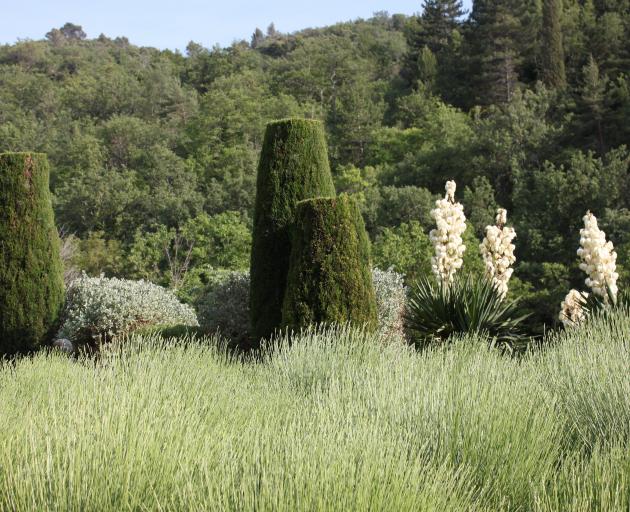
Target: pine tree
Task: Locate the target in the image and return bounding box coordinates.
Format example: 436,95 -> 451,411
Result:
0,153 -> 65,355
249,119 -> 336,343
250,28 -> 265,48
541,0 -> 566,89
469,0 -> 532,104
282,195 -> 377,332
581,55 -> 607,153
420,0 -> 466,53
402,0 -> 466,91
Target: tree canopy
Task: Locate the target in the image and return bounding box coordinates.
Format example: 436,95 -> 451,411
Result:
1,7 -> 629,333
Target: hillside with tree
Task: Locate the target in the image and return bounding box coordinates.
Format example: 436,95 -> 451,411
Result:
1,0 -> 629,332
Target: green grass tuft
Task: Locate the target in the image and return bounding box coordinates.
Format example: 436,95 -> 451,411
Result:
0,312 -> 629,510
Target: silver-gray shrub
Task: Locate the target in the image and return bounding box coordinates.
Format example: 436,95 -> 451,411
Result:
58,274 -> 198,345
196,270 -> 251,345
372,267 -> 407,339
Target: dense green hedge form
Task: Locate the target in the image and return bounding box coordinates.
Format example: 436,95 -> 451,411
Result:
0,153 -> 64,355
282,195 -> 377,332
250,119 -> 335,342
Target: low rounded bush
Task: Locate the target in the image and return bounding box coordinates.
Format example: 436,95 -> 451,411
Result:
58,275 -> 198,347
196,270 -> 250,347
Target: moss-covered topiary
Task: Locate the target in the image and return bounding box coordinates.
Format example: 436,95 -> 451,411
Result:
250,118 -> 336,341
0,153 -> 65,355
282,195 -> 377,332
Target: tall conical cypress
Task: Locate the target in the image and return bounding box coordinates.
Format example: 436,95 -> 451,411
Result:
250,119 -> 335,342
0,153 -> 65,355
541,0 -> 566,89
281,195 -> 377,332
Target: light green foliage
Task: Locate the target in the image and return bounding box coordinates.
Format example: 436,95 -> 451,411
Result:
0,153 -> 65,355
185,70 -> 310,214
53,115 -> 203,240
282,195 -> 377,332
332,164 -> 381,232
58,275 -> 198,347
374,95 -> 475,190
250,119 -> 336,341
183,211 -> 252,270
126,226 -> 173,285
372,221 -> 432,282
72,231 -> 125,277
1,312 -> 630,509
126,211 -> 251,288
371,218 -> 481,284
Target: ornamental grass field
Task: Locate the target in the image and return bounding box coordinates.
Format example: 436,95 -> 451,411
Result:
1,312 -> 629,511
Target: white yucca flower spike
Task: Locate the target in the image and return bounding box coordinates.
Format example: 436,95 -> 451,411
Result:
559,289 -> 589,328
480,208 -> 516,299
429,180 -> 467,285
577,211 -> 618,302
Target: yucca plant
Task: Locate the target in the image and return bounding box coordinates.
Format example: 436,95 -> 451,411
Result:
580,284 -> 630,317
406,273 -> 529,349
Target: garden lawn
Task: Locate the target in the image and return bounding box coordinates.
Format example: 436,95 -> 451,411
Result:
0,312 -> 629,511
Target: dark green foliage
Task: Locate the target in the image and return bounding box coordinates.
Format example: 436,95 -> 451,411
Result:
250,119 -> 336,341
0,153 -> 64,355
541,0 -> 566,89
282,195 -> 377,332
406,274 -> 528,349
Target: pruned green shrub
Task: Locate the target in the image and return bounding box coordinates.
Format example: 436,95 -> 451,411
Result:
58,275 -> 198,347
193,268 -> 403,346
282,195 -> 377,332
0,152 -> 65,355
250,119 -> 335,342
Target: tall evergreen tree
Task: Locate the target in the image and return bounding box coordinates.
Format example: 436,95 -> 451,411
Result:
0,153 -> 65,355
469,0 -> 534,104
541,0 -> 566,89
249,119 -> 336,343
402,0 -> 466,92
420,0 -> 466,53
581,55 -> 608,154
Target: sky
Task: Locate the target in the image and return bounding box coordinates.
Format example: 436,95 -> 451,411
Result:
1,0 -> 473,51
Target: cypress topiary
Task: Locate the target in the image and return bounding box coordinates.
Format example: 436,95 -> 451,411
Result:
250,118 -> 335,341
0,153 -> 65,355
281,194 -> 378,332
